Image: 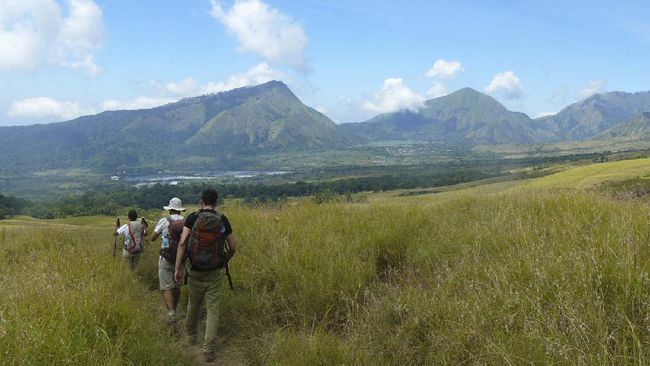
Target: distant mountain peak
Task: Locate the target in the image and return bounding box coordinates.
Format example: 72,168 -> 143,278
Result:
453,87 -> 483,95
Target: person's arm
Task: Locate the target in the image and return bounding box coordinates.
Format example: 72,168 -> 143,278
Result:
115,224 -> 126,237
174,227 -> 191,283
226,234 -> 237,258
150,218 -> 166,241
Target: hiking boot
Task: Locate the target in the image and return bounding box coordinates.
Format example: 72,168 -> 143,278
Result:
203,350 -> 216,363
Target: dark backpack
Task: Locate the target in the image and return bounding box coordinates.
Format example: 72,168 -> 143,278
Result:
188,211 -> 228,270
160,217 -> 184,262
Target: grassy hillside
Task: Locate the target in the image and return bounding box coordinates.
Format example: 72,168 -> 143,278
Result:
5,160 -> 650,364
526,157 -> 650,189
0,218 -> 192,365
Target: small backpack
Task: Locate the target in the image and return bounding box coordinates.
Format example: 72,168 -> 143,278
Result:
126,221 -> 145,253
187,211 -> 228,270
160,217 -> 184,262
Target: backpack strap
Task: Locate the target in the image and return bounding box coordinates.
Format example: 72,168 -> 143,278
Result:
127,222 -> 138,253
127,222 -> 144,253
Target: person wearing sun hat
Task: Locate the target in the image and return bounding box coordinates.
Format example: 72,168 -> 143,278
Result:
150,197 -> 187,325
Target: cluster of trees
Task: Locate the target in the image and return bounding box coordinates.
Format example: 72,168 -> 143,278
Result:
24,168 -> 500,218
0,194 -> 29,219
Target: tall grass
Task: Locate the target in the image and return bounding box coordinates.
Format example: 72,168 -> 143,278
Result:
4,186 -> 650,364
0,225 -> 191,365
220,190 -> 650,364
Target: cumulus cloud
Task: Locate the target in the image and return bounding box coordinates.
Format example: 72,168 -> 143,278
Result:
165,77 -> 200,96
8,63 -> 288,120
102,63 -> 286,111
579,80 -> 605,98
426,59 -> 464,80
314,105 -> 327,114
100,97 -> 176,111
485,71 -> 523,99
200,62 -> 286,94
363,78 -> 425,114
427,82 -> 448,98
0,0 -> 104,76
534,111 -> 556,118
8,97 -> 95,120
210,0 -> 309,73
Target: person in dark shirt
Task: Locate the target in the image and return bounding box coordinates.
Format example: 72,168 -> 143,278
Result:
174,188 -> 237,362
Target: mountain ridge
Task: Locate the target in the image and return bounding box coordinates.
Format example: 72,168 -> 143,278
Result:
3,81 -> 650,173
0,81 -> 347,172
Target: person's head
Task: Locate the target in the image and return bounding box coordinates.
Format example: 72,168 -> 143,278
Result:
200,188 -> 218,208
163,197 -> 186,214
128,209 -> 138,221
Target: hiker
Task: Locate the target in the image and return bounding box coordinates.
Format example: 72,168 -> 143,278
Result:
114,209 -> 147,270
150,197 -> 186,324
174,188 -> 237,363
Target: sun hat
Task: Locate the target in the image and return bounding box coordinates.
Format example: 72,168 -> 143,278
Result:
163,197 -> 186,211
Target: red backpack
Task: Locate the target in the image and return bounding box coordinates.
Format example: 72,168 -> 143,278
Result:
188,211 -> 228,270
160,218 -> 184,262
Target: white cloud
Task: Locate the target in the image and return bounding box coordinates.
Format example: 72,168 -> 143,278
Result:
100,97 -> 175,111
165,77 -> 200,96
8,97 -> 95,120
485,71 -> 523,99
427,82 -> 448,98
210,0 -> 309,73
426,59 -> 464,80
314,105 -> 327,114
102,63 -> 286,111
0,0 -> 104,75
363,78 -> 425,114
579,80 -> 605,98
7,63 -> 288,120
200,62 -> 286,94
534,111 -> 556,118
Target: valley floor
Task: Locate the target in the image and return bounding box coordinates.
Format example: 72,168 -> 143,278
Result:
4,158 -> 650,364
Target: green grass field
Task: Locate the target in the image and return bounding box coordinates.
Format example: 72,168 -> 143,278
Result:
5,158 -> 650,364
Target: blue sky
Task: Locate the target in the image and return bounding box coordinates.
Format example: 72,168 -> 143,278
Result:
1,0 -> 649,126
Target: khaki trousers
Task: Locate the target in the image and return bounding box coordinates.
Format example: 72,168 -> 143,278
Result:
186,268 -> 226,354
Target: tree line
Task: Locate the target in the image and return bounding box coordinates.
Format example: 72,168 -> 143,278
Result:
13,168 -> 502,219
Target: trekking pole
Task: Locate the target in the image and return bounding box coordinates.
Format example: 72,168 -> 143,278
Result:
225,264 -> 234,291
113,217 -> 120,258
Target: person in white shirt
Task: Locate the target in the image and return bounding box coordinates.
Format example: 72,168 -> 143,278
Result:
150,197 -> 186,323
114,209 -> 147,270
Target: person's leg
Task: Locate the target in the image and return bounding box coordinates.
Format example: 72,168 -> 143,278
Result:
186,270 -> 207,345
202,269 -> 226,358
162,290 -> 175,310
130,253 -> 141,270
159,258 -> 177,315
172,287 -> 181,309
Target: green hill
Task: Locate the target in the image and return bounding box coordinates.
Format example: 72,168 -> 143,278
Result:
597,112 -> 650,140
341,88 -> 557,144
540,91 -> 650,140
0,81 -> 347,172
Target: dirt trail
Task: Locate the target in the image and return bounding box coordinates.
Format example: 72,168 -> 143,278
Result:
173,317 -> 245,365
187,343 -> 245,366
